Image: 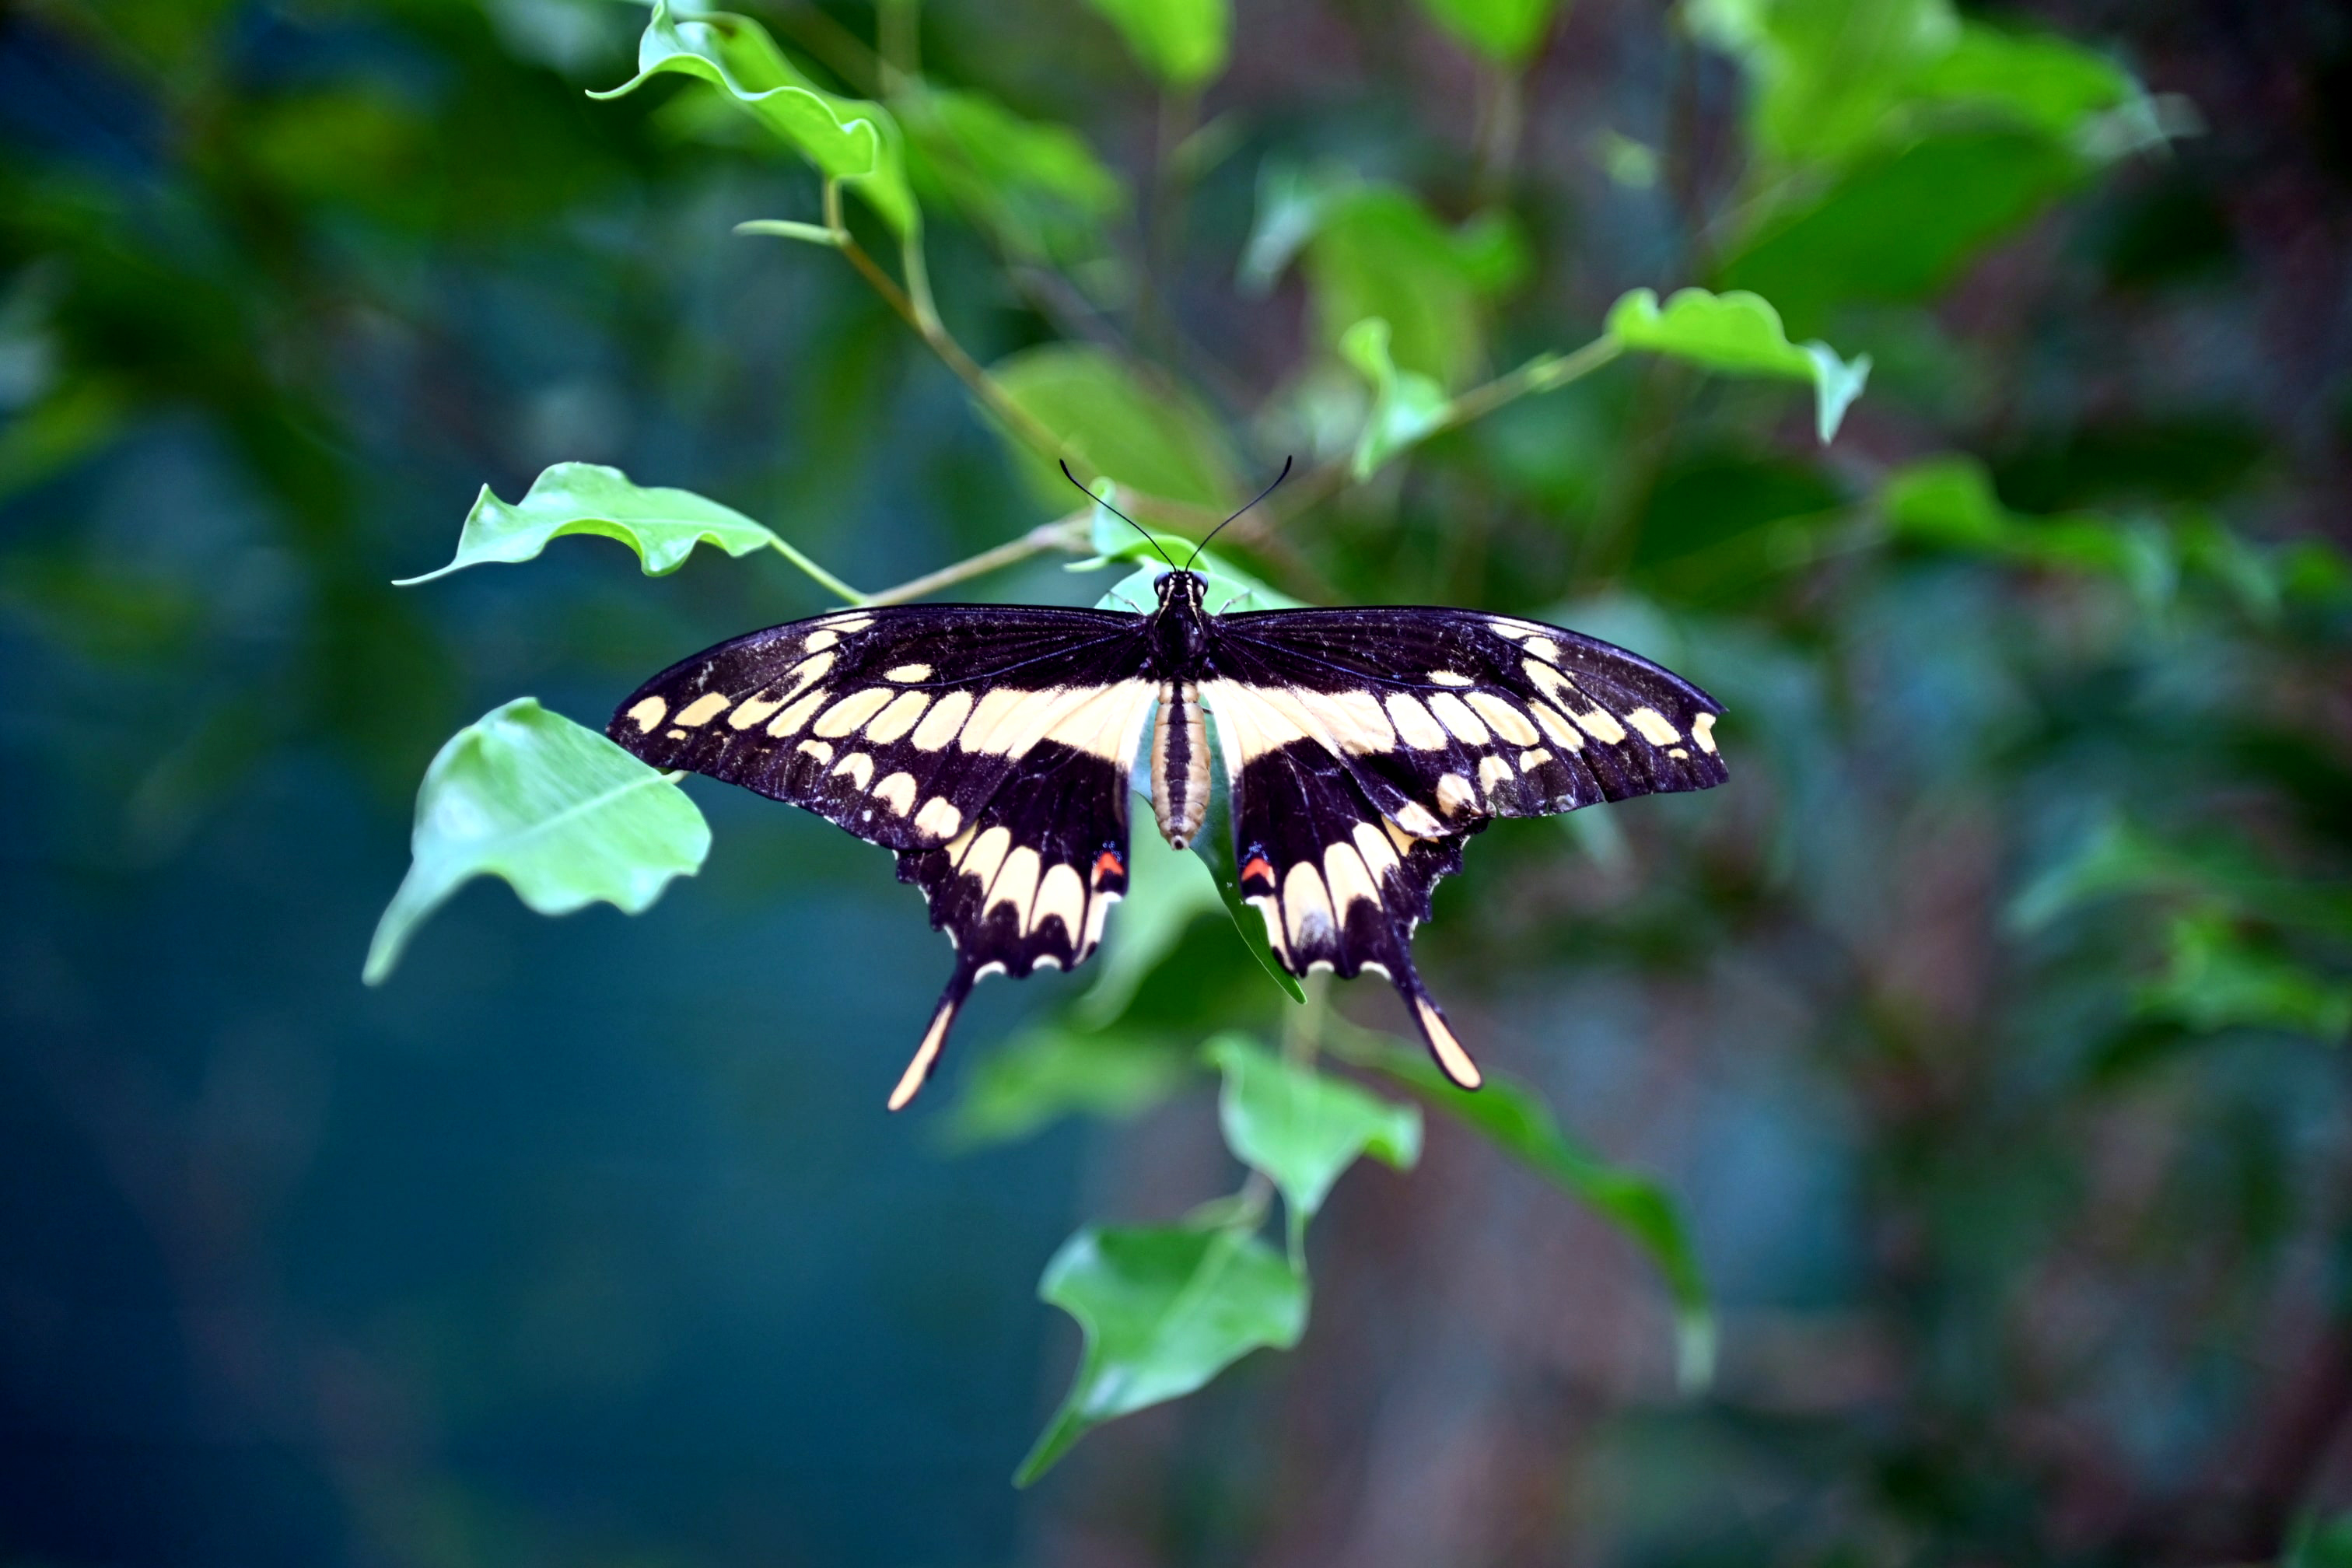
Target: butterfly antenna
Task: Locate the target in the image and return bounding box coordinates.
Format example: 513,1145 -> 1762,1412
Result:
1061,460 -> 1178,572
1185,455 -> 1293,571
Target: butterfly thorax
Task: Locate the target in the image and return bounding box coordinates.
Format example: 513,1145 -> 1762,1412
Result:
1146,569 -> 1213,676
1146,570 -> 1214,849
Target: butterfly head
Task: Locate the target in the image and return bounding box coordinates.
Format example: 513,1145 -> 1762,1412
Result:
1148,569 -> 1211,672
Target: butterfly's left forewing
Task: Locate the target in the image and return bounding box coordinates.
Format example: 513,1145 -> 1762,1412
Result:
608,604 -> 1157,1107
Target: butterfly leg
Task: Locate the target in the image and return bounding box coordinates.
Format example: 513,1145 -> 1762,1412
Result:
888,961 -> 975,1111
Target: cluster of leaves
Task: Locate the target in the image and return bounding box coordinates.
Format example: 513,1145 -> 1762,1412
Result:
347,0 -> 2352,1496
20,0 -> 2350,1545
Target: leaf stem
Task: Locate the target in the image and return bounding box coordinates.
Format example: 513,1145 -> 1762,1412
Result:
763,537 -> 870,606
1439,333 -> 1626,433
860,513 -> 1093,606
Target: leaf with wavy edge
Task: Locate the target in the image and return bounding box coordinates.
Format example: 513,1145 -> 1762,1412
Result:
396,463 -> 781,583
1339,316 -> 1449,478
1207,1034 -> 1420,1238
1016,1223 -> 1305,1485
363,699 -> 709,984
592,2 -> 916,236
1607,286 -> 1871,442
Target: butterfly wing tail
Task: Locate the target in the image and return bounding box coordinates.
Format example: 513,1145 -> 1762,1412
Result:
1392,966 -> 1482,1090
888,962 -> 975,1111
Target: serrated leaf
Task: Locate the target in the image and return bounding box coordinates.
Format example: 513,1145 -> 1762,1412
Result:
1416,0 -> 1562,62
1017,1223 -> 1306,1485
364,699 -> 709,984
1082,0 -> 1230,87
940,1024 -> 1199,1149
1605,286 -> 1870,442
1206,1035 -> 1420,1234
1339,317 -> 1450,478
1329,1027 -> 1715,1389
901,87 -> 1125,264
990,344 -> 1241,511
592,2 -> 916,235
396,462 -> 779,583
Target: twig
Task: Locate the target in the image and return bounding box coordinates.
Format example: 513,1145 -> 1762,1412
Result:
860,514 -> 1094,606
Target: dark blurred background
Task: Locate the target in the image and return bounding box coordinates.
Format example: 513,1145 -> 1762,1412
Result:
5,0 -> 2351,1563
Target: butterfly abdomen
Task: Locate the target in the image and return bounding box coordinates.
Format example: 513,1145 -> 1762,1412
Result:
1150,681 -> 1210,850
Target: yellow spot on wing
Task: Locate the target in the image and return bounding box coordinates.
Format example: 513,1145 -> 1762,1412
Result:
1436,773 -> 1478,815
1322,839 -> 1379,916
625,696 -> 667,732
1518,748 -> 1552,771
914,796 -> 962,839
782,650 -> 836,697
1426,691 -> 1490,745
912,690 -> 974,751
961,825 -> 1011,891
768,688 -> 830,737
1466,691 -> 1539,746
832,751 -> 874,789
813,688 -> 893,738
863,689 -> 932,744
801,628 -> 839,653
1426,670 -> 1473,686
727,691 -> 784,730
1283,861 -> 1335,950
1477,754 -> 1514,796
1573,705 -> 1628,745
823,614 -> 874,635
674,692 -> 731,727
1043,681 -> 1153,762
885,663 -> 933,682
1300,688 -> 1395,754
1528,699 -> 1584,749
985,845 -> 1042,927
1692,712 -> 1718,754
1522,636 -> 1563,667
1353,821 -> 1402,881
873,772 -> 917,814
1626,706 -> 1680,745
1383,691 -> 1448,750
796,739 -> 833,765
1030,863 -> 1085,938
1393,801 -> 1443,838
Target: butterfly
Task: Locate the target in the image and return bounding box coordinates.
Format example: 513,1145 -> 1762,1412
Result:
607,473 -> 1727,1109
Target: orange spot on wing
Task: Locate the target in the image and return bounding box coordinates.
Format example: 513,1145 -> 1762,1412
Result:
1240,854 -> 1274,887
1093,849 -> 1125,883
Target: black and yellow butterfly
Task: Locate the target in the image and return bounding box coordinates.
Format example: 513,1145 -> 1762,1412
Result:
608,481 -> 1726,1109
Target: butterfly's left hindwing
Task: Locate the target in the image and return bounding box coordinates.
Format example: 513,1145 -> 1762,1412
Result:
607,604 -> 1157,1108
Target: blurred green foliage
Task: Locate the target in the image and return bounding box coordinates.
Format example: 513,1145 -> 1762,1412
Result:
6,0 -> 2351,1557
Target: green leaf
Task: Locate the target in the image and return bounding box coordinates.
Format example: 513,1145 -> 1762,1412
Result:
363,699 -> 710,985
1717,131 -> 2084,336
395,462 -> 781,583
1237,160 -> 1363,295
1075,817 -> 1229,1026
941,1025 -> 1199,1148
1416,0 -> 1562,62
1339,317 -> 1451,478
1605,287 -> 1870,441
1883,455 -> 2174,603
2137,911 -> 2352,1043
1017,1223 -> 1307,1485
1909,20 -> 2139,142
1206,1035 -> 1421,1235
1303,187 -> 1491,390
1684,0 -> 1962,170
901,87 -> 1126,264
591,2 -> 917,236
1081,0 -> 1230,87
1328,1027 -> 1716,1388
990,344 -> 1241,511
